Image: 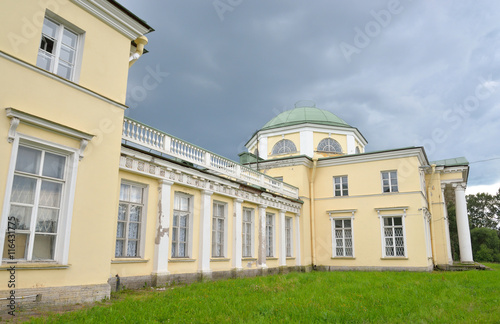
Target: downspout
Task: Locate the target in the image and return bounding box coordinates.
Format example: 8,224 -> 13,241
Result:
426,164 -> 437,266
309,157 -> 318,268
129,36 -> 148,67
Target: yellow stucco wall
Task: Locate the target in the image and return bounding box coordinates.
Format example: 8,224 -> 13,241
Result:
0,0 -> 131,103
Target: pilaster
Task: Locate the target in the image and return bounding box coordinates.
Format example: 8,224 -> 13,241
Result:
199,190 -> 213,274
258,205 -> 267,268
153,180 -> 173,275
232,198 -> 244,270
295,213 -> 301,266
279,210 -> 286,266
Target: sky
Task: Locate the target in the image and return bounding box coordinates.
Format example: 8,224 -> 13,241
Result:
118,0 -> 500,195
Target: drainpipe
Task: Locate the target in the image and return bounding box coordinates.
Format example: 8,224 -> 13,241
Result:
309,157 -> 318,268
129,36 -> 148,67
426,164 -> 437,265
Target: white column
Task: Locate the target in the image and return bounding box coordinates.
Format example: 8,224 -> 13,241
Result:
279,210 -> 286,266
258,137 -> 268,160
199,190 -> 213,273
258,205 -> 267,268
453,183 -> 474,263
441,184 -> 453,264
153,180 -> 173,275
346,134 -> 355,154
295,213 -> 301,266
232,198 -> 243,270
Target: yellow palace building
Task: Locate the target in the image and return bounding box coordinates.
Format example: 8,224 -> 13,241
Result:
0,0 -> 473,308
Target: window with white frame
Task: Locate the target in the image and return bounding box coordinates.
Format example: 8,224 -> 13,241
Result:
332,219 -> 353,257
212,202 -> 226,257
2,145 -> 69,261
382,216 -> 405,257
115,182 -> 146,258
37,16 -> 83,81
285,216 -> 293,257
333,176 -> 348,197
242,208 -> 253,257
381,171 -> 398,193
317,138 -> 342,153
266,213 -> 274,257
172,193 -> 192,258
271,139 -> 297,155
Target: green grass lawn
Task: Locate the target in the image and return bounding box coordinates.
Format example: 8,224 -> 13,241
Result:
27,263 -> 500,323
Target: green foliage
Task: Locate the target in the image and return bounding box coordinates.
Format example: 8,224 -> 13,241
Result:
447,202 -> 460,261
27,267 -> 500,323
471,227 -> 500,262
467,189 -> 500,230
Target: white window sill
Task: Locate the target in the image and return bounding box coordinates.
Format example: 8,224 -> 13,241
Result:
111,259 -> 149,264
266,257 -> 278,260
210,258 -> 230,262
380,257 -> 408,260
0,263 -> 69,270
169,258 -> 196,263
242,257 -> 257,261
286,257 -> 295,260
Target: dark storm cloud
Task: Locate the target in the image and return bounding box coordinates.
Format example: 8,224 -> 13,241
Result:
119,0 -> 500,188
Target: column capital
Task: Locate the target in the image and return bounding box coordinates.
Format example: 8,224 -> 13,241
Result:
279,209 -> 286,214
159,179 -> 174,186
441,183 -> 447,191
234,198 -> 244,203
452,182 -> 467,191
259,204 -> 267,209
201,189 -> 214,196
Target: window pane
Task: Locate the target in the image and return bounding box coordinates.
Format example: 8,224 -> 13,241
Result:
129,205 -> 141,222
56,61 -> 73,79
42,152 -> 66,179
179,243 -> 185,257
2,233 -> 29,260
115,240 -> 124,257
36,208 -> 58,233
173,214 -> 178,226
344,220 -> 351,228
15,146 -> 41,174
118,204 -> 126,221
130,186 -> 142,203
37,50 -> 54,70
9,205 -> 32,230
11,175 -> 37,204
390,171 -> 397,179
394,217 -> 402,226
335,220 -> 342,228
384,218 -> 392,226
120,184 -> 130,201
32,234 -> 56,260
128,223 -> 139,239
180,215 -> 187,227
116,222 -> 125,238
42,18 -> 58,38
179,228 -> 186,242
39,181 -> 62,208
127,241 -> 137,257
62,28 -> 77,47
172,227 -> 177,241
382,172 -> 389,180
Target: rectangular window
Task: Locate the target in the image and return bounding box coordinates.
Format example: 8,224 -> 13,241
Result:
266,213 -> 274,257
383,216 -> 405,257
172,194 -> 191,258
212,202 -> 225,257
242,208 -> 253,257
2,145 -> 67,261
115,182 -> 145,258
333,219 -> 353,257
37,16 -> 82,81
285,217 -> 292,257
333,176 -> 348,196
381,171 -> 398,193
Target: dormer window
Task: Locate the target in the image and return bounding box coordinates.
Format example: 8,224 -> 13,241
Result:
36,16 -> 83,82
271,139 -> 297,155
318,138 -> 342,154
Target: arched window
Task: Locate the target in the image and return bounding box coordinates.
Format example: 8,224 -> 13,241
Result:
355,146 -> 361,154
272,139 -> 297,155
317,138 -> 342,153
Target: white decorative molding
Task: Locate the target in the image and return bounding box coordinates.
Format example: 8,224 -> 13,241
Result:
70,0 -> 153,40
5,108 -> 95,159
119,148 -> 302,214
327,209 -> 357,217
7,117 -> 20,143
0,51 -> 128,110
375,206 -> 408,218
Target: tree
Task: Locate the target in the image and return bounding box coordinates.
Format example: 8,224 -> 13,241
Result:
470,227 -> 500,262
466,190 -> 499,230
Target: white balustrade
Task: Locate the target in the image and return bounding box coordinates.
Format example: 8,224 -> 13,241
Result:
122,118 -> 299,199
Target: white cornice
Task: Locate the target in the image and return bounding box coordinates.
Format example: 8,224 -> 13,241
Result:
245,156 -> 313,170
120,147 -> 302,213
317,147 -> 428,168
70,0 -> 152,40
246,123 -> 367,149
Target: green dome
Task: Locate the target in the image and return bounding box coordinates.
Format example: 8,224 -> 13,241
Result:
261,106 -> 350,131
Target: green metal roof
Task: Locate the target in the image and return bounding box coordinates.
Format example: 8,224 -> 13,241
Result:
261,107 -> 350,131
431,157 -> 469,167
